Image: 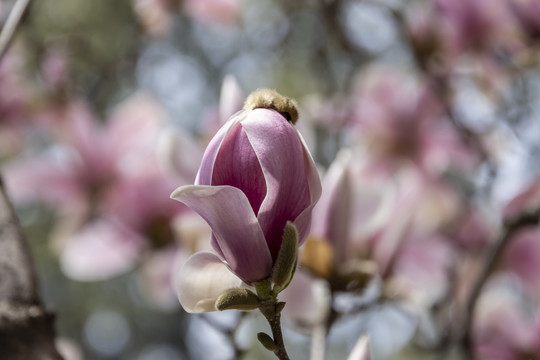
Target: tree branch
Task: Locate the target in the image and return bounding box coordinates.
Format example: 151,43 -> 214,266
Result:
459,208 -> 540,358
0,175 -> 63,360
0,0 -> 32,61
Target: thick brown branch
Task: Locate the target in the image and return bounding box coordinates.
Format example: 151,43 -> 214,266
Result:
0,176 -> 63,360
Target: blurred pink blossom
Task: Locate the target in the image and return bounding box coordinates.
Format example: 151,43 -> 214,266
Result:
368,167 -> 460,277
182,0 -> 242,26
279,270 -> 330,329
59,218 -> 145,281
302,93 -> 350,132
137,248 -> 187,310
388,235 -> 455,308
132,0 -> 174,36
6,93 -> 167,210
349,67 -> 475,175
0,49 -> 33,156
309,149 -> 395,268
447,206 -> 497,253
434,0 -> 523,54
4,93 -> 196,293
41,46 -> 69,91
503,178 -> 540,221
503,226 -> 540,297
473,275 -> 540,360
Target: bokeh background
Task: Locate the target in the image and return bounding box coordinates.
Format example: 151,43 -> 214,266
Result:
2,0 -> 540,359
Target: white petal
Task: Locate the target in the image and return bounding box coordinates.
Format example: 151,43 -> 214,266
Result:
176,252 -> 243,313
347,335 -> 371,360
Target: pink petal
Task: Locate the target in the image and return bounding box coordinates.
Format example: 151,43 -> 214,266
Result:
211,120 -> 267,214
196,111 -> 247,186
60,220 -> 144,281
171,185 -> 272,283
311,150 -> 352,262
137,248 -> 182,311
176,252 -> 243,313
242,109 -> 314,259
219,75 -> 244,123
157,126 -> 203,183
3,152 -> 82,206
280,271 -> 329,328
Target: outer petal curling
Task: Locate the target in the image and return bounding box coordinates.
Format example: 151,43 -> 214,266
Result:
171,185 -> 272,282
176,252 -> 243,313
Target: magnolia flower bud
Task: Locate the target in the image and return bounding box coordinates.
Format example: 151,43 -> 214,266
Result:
215,287 -> 260,311
172,90 -> 321,313
271,221 -> 299,293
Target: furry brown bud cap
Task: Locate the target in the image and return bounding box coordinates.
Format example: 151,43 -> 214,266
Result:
243,89 -> 299,125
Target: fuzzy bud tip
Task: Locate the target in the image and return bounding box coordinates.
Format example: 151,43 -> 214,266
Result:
243,88 -> 299,125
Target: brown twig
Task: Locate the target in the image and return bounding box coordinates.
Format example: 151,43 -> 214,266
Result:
0,0 -> 32,61
259,299 -> 290,360
459,208 -> 540,358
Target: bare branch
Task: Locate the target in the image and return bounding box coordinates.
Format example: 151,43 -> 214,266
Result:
458,208 -> 540,358
0,0 -> 31,61
0,176 -> 63,360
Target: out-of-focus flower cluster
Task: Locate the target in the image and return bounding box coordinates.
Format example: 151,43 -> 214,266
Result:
2,0 -> 540,359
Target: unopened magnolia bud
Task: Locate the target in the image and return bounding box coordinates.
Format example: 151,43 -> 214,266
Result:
215,287 -> 260,311
271,221 -> 299,293
257,332 -> 277,352
243,89 -> 299,124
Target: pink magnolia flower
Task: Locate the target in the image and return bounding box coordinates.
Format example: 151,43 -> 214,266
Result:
388,235 -> 455,308
5,93 -> 166,211
434,0 -> 523,54
349,67 -> 475,175
473,275 -> 540,360
503,226 -> 540,297
306,149 -> 394,274
4,93 -> 196,297
172,106 -> 321,313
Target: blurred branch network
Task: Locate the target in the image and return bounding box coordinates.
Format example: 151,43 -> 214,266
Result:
1,0 -> 540,359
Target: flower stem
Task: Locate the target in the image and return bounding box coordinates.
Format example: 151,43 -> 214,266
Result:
310,324 -> 326,360
259,299 -> 290,360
